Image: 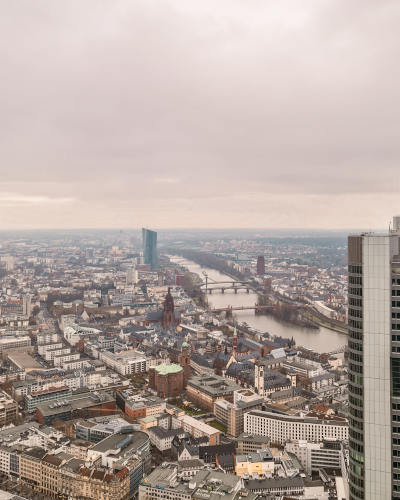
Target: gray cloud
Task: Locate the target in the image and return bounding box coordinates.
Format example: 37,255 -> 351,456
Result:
0,0 -> 399,229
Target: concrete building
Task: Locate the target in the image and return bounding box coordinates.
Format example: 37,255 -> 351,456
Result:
0,336 -> 31,354
22,296 -> 31,317
285,439 -> 342,475
139,466 -> 248,500
149,426 -> 186,451
172,414 -> 220,446
126,265 -> 138,285
124,395 -> 166,420
186,374 -> 242,412
37,342 -> 63,356
213,389 -> 263,437
0,390 -> 18,426
87,431 -> 150,467
24,385 -> 72,413
76,417 -> 138,442
8,353 -> 41,373
36,390 -> 116,425
236,433 -> 271,454
101,350 -> 147,375
244,410 -> 348,445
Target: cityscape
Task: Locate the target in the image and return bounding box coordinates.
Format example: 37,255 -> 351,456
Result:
0,218 -> 392,500
0,1 -> 397,500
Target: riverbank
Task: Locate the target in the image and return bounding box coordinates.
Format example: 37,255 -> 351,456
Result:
169,255 -> 348,352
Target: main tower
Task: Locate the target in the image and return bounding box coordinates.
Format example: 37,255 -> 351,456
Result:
348,215 -> 400,500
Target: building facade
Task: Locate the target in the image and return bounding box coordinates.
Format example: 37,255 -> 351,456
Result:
244,410 -> 348,445
142,228 -> 158,270
347,220 -> 400,500
148,363 -> 184,398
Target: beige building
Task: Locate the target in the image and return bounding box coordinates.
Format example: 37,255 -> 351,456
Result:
236,433 -> 271,454
213,390 -> 263,437
186,374 -> 242,412
19,448 -> 131,500
0,390 -> 18,426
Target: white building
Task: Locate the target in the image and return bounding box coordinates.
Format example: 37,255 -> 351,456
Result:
44,347 -> 71,362
38,342 -> 63,356
37,332 -> 59,345
100,351 -> 148,375
244,410 -> 348,445
285,439 -> 342,474
126,266 -> 138,285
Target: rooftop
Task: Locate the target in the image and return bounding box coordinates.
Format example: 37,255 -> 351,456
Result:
152,363 -> 183,375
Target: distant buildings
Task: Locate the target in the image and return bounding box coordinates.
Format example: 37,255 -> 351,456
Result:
256,256 -> 265,276
142,228 -> 158,270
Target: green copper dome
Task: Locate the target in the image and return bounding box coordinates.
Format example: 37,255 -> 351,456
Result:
154,363 -> 183,375
182,342 -> 188,347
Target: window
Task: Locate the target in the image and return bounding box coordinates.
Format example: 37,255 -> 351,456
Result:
394,359 -> 400,398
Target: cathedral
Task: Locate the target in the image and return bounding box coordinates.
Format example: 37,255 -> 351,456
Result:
161,287 -> 181,328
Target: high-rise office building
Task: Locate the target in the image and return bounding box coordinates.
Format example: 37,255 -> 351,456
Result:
256,256 -> 265,276
142,228 -> 158,270
22,296 -> 31,316
126,265 -> 138,285
348,215 -> 400,500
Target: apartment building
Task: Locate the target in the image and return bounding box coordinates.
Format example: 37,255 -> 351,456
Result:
44,347 -> 71,362
37,333 -> 59,345
20,447 -> 47,487
244,410 -> 348,445
37,342 -> 63,356
53,352 -> 80,366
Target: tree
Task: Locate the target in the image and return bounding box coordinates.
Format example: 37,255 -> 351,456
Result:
32,305 -> 40,316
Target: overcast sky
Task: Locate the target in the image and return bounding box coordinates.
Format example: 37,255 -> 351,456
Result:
0,0 -> 399,230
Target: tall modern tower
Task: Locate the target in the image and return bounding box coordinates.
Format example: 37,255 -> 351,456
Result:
142,228 -> 158,270
348,215 -> 400,500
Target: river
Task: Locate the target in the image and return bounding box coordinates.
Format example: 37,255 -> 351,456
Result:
170,257 -> 347,353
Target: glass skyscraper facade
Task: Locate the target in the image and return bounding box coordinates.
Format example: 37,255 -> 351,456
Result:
348,216 -> 400,500
142,228 -> 158,270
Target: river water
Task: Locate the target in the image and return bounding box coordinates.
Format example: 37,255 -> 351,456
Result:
171,257 -> 347,353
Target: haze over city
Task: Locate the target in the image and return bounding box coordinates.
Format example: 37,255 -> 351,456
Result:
1,0 -> 399,229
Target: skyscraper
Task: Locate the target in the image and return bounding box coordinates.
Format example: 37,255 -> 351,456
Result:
142,228 -> 158,270
126,265 -> 138,285
22,296 -> 31,316
348,215 -> 400,500
256,256 -> 265,275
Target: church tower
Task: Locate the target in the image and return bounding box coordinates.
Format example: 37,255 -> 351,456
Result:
233,326 -> 238,354
162,287 -> 175,328
178,342 -> 191,387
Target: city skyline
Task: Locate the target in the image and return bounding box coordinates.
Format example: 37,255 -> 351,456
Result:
0,1 -> 399,230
